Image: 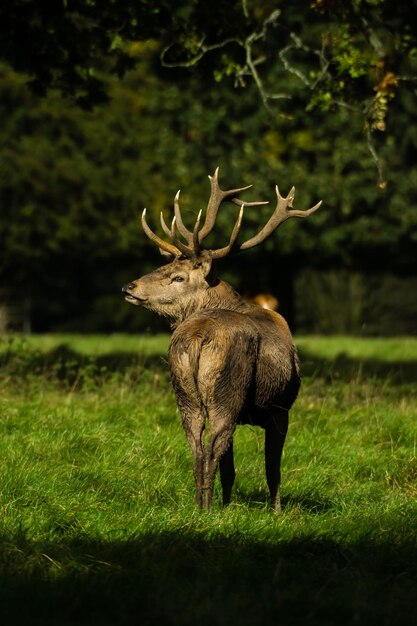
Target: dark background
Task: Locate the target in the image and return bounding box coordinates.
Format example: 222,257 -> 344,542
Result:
1,0 -> 416,335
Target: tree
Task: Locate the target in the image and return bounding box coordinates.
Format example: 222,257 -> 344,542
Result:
1,3 -> 416,332
1,1 -> 416,182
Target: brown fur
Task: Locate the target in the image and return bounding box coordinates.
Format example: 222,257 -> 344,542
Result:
123,169 -> 320,510
123,257 -> 299,510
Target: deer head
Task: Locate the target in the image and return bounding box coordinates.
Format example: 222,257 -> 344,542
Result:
122,168 -> 321,324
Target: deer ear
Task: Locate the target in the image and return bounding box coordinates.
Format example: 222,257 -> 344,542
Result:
193,253 -> 212,277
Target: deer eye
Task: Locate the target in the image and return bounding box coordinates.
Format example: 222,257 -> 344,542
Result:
171,275 -> 185,283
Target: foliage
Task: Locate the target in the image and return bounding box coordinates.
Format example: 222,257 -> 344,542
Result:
295,271 -> 417,335
1,1 -> 416,176
0,5 -> 416,332
0,334 -> 416,624
0,0 -> 170,106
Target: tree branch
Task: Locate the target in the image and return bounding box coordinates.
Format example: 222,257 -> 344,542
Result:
160,36 -> 241,68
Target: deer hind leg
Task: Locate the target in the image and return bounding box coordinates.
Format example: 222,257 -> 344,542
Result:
219,440 -> 235,506
265,409 -> 288,512
197,334 -> 258,510
169,346 -> 208,508
182,411 -> 234,510
180,411 -> 206,508
171,322 -> 258,509
201,420 -> 236,510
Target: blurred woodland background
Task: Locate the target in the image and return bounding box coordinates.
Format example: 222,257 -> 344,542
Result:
0,0 -> 416,335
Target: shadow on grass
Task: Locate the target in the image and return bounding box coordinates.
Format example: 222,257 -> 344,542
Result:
298,348 -> 417,385
2,342 -> 417,386
233,488 -> 334,513
0,343 -> 169,386
0,530 -> 416,626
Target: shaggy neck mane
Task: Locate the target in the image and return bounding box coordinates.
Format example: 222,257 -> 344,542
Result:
170,279 -> 246,328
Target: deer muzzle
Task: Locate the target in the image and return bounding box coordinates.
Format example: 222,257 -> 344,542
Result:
122,283 -> 147,305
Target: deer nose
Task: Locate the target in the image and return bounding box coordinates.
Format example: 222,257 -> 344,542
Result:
122,282 -> 136,293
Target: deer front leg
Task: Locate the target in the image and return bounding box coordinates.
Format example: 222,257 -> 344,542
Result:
265,409 -> 288,512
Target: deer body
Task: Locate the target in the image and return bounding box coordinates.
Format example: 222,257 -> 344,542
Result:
123,169 -> 320,510
170,308 -> 299,510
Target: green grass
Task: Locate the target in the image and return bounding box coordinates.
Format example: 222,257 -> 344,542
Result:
0,334 -> 416,625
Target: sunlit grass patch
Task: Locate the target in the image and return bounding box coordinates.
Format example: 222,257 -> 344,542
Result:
0,334 -> 416,625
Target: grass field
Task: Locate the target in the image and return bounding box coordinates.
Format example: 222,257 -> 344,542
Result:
0,333 -> 416,625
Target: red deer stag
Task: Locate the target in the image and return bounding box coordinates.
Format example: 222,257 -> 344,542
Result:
122,168 -> 321,510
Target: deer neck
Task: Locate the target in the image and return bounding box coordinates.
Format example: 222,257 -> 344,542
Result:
204,279 -> 246,312
170,279 -> 246,328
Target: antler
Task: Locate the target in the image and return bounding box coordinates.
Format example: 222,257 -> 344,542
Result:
210,205 -> 245,260
198,167 -> 268,243
140,169 -> 321,260
232,185 -> 322,254
141,209 -> 184,258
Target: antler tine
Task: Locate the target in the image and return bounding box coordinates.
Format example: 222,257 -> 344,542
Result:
169,217 -> 195,257
231,198 -> 269,208
170,207 -> 204,257
211,204 -> 245,260
198,167 -> 263,243
279,185 -> 322,218
165,189 -> 203,250
160,212 -> 172,238
276,184 -> 322,219
239,186 -> 322,252
193,209 -> 203,255
141,209 -> 182,258
174,190 -> 194,244
149,210 -> 201,259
